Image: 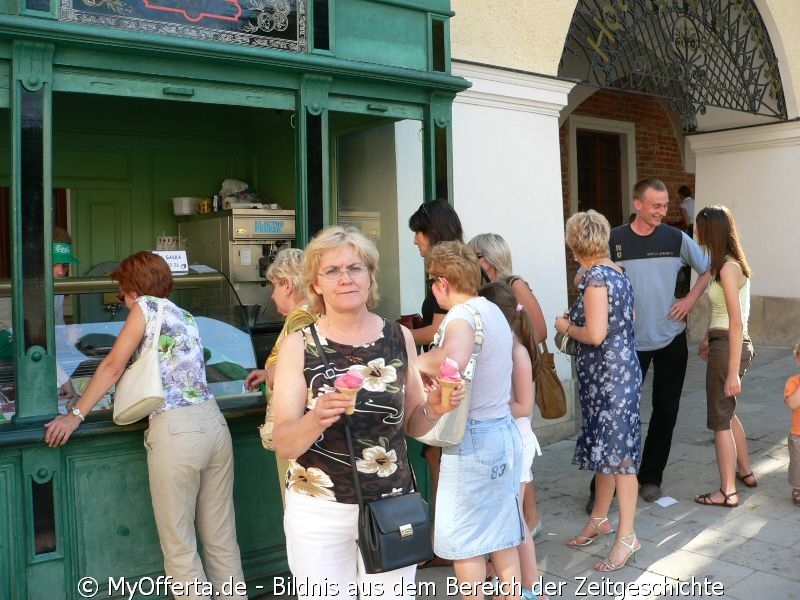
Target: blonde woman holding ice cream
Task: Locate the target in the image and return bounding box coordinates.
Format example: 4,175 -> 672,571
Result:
271,226 -> 462,599
418,241 -> 523,600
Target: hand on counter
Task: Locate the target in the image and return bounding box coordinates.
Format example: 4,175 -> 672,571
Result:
44,413 -> 82,447
245,369 -> 267,392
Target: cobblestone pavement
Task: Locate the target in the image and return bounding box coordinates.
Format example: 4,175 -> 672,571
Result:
257,345 -> 800,599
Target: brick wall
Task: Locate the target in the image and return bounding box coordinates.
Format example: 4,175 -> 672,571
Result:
559,88 -> 696,299
559,88 -> 695,219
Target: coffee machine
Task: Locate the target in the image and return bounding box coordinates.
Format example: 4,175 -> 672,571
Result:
178,208 -> 295,363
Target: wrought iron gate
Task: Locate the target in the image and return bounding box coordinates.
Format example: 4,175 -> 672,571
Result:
560,0 -> 787,131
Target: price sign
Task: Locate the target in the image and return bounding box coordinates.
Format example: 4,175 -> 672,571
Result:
152,250 -> 189,273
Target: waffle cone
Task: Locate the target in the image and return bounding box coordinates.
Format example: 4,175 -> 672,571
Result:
437,378 -> 460,407
336,386 -> 360,414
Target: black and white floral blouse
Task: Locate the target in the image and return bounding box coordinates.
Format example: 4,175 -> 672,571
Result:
286,320 -> 414,504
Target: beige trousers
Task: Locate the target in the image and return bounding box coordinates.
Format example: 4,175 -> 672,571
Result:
145,400 -> 247,599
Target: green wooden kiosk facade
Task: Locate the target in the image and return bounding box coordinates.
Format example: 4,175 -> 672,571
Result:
0,1 -> 468,597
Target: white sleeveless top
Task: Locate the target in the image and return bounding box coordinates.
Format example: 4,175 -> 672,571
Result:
708,260 -> 750,333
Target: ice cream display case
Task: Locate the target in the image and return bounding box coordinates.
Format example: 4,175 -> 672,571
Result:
0,272 -> 260,422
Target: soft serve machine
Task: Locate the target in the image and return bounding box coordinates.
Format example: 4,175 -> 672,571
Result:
178,208 -> 295,364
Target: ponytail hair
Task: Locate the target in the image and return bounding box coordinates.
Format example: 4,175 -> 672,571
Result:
478,281 -> 542,381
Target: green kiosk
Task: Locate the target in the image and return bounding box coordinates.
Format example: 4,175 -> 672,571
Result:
0,1 -> 468,597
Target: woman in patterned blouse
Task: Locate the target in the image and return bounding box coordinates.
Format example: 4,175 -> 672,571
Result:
272,226 -> 463,599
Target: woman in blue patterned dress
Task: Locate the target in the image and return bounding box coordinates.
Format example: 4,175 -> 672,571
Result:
554,210 -> 643,572
44,251 -> 246,596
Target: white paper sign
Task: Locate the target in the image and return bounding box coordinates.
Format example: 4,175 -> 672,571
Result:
152,250 -> 189,273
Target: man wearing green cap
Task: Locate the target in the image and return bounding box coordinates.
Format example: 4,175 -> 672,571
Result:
51,238 -> 80,327
0,232 -> 80,398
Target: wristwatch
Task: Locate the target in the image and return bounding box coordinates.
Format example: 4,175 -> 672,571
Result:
71,407 -> 85,422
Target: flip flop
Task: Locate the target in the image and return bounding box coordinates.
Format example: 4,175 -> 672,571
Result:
695,488 -> 739,507
736,471 -> 758,488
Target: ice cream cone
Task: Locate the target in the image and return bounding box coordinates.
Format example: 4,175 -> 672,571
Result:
437,378 -> 460,408
337,387 -> 360,414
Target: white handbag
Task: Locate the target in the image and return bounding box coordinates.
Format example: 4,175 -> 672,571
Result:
113,301 -> 166,425
415,301 -> 484,447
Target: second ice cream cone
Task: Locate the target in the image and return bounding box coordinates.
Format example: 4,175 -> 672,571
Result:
437,378 -> 460,408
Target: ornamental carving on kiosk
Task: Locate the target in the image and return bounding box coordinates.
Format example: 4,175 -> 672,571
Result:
60,0 -> 307,52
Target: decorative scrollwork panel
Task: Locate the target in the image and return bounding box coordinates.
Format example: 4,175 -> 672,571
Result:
560,0 -> 787,131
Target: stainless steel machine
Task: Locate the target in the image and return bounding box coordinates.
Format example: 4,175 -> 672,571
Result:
178,208 -> 295,364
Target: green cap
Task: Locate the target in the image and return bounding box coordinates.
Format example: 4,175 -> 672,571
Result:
53,241 -> 80,264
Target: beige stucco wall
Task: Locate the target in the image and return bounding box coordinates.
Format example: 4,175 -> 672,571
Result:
450,0 -> 576,75
451,0 -> 799,118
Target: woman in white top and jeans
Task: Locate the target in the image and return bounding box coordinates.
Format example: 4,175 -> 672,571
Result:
419,241 -> 523,600
694,206 -> 756,507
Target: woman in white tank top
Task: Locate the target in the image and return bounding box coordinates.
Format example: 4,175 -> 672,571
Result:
695,206 -> 756,508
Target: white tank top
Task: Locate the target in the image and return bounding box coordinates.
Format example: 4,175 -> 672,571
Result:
708,260 -> 750,333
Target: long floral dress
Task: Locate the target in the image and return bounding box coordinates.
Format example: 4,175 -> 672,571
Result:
571,265 -> 642,474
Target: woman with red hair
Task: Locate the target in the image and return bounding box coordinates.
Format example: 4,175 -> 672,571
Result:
44,251 -> 247,598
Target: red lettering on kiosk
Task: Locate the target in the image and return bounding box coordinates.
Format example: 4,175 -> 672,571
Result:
143,0 -> 242,24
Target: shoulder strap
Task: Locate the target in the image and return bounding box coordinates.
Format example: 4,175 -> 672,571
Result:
460,301 -> 484,385
147,299 -> 165,352
309,324 -> 419,505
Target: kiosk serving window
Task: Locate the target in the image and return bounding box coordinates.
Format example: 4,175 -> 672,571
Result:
0,272 -> 259,422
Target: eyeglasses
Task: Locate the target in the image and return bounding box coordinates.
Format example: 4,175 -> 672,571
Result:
318,263 -> 369,282
116,292 -> 125,303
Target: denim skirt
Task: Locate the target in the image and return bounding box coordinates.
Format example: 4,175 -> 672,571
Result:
433,413 -> 524,559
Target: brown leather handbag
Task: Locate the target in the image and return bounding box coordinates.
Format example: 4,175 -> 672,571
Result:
535,341 -> 567,419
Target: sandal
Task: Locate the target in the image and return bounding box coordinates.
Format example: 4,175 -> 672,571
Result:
593,532 -> 640,572
736,471 -> 758,488
566,516 -> 614,547
792,488 -> 800,507
695,488 -> 739,507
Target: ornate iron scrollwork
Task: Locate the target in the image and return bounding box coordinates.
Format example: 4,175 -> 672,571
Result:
560,0 -> 787,132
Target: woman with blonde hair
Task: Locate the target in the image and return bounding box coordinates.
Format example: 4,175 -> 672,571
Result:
554,210 -> 642,572
271,226 -> 461,599
468,232 -> 547,539
246,247 -> 317,503
694,206 -> 755,507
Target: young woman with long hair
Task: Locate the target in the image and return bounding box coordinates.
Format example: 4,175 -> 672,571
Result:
694,206 -> 756,507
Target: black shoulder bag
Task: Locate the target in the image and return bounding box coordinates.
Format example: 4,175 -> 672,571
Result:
309,324 -> 433,574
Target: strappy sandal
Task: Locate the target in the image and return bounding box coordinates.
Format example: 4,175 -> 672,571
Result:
566,516 -> 614,547
792,488 -> 800,507
695,488 -> 739,507
736,471 -> 758,488
593,532 -> 640,572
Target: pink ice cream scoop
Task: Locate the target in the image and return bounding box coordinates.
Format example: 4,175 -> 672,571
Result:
335,369 -> 364,414
437,357 -> 461,407
438,357 -> 461,382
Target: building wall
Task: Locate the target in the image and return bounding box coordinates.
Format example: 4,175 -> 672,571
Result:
561,89 -> 696,208
450,0 -> 576,75
687,120 -> 800,346
451,1 -> 800,121
450,63 -> 578,442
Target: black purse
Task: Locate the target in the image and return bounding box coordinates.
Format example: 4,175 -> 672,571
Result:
310,325 -> 433,574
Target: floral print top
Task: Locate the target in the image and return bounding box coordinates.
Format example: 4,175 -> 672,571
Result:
286,319 -> 413,504
133,296 -> 213,418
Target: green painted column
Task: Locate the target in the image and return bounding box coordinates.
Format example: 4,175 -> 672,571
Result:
423,92 -> 454,203
10,40 -> 56,422
295,74 -> 332,246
